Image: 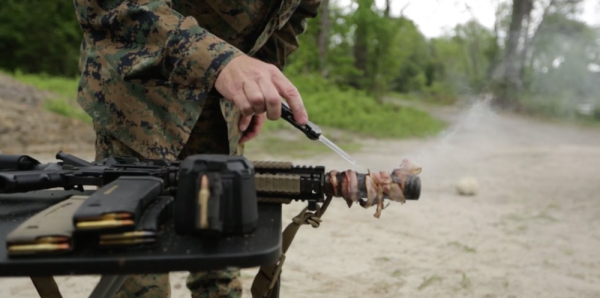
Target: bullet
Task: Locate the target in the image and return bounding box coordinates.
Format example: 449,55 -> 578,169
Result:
76,219 -> 135,230
199,175 -> 210,229
99,238 -> 155,246
99,231 -> 155,241
8,243 -> 70,254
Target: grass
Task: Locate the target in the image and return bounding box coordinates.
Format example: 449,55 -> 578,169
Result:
459,272 -> 472,289
281,73 -> 446,139
448,241 -> 477,253
43,98 -> 92,124
8,70 -> 79,98
391,269 -> 403,278
388,91 -> 457,106
4,70 -> 446,144
418,275 -> 442,290
3,69 -> 92,124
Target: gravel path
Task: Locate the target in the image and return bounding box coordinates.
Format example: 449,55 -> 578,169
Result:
1,100 -> 599,298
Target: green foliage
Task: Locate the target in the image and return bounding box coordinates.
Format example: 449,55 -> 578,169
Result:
9,70 -> 79,99
6,70 -> 444,139
43,98 -> 92,124
5,70 -> 91,124
528,14 -> 600,102
285,2 -> 493,105
0,0 -> 82,77
267,73 -> 446,139
2,0 -> 597,133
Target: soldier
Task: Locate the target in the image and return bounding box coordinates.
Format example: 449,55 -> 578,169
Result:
72,0 -> 322,297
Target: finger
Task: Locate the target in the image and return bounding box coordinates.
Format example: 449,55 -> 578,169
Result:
272,74 -> 307,125
243,81 -> 266,114
233,92 -> 254,118
239,114 -> 253,132
239,114 -> 266,144
257,78 -> 281,121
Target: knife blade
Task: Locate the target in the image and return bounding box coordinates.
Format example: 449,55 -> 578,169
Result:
280,102 -> 365,169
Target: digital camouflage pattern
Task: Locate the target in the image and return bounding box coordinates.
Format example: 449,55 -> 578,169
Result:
75,0 -> 321,297
95,94 -> 241,298
74,0 -> 322,160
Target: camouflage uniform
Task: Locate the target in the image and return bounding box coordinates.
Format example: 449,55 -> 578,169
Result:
73,0 -> 321,297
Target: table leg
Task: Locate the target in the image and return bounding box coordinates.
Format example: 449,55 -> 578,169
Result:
30,276 -> 63,298
88,275 -> 128,298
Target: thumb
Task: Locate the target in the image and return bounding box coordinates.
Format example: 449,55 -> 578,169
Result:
239,114 -> 253,131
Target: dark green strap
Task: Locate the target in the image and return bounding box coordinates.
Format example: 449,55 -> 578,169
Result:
30,276 -> 63,298
251,196 -> 332,298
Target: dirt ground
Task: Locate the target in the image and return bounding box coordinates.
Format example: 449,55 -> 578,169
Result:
1,100 -> 600,298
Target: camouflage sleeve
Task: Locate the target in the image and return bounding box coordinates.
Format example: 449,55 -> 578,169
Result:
73,0 -> 245,99
253,0 -> 321,69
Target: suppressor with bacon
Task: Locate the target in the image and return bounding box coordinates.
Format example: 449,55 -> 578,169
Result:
252,158 -> 422,218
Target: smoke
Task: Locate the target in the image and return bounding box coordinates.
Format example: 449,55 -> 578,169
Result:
525,14 -> 600,118
399,96 -> 504,178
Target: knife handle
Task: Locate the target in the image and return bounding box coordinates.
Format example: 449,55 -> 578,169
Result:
280,102 -> 322,140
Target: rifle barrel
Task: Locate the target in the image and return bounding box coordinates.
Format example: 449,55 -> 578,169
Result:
0,171 -> 67,193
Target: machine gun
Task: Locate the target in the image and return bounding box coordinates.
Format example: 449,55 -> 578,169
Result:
0,151 -> 421,231
0,151 -> 422,298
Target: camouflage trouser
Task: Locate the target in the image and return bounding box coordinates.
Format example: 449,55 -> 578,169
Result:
94,96 -> 242,298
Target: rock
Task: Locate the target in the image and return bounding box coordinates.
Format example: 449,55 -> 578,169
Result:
456,177 -> 478,196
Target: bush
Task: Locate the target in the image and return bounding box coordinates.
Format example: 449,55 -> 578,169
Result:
9,71 -> 445,139
263,73 -> 446,138
0,1 -> 82,77
9,70 -> 79,99
43,98 -> 91,124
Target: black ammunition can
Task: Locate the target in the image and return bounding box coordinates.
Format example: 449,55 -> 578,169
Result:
174,154 -> 258,237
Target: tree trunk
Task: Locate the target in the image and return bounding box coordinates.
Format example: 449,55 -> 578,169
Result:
352,0 -> 370,89
518,0 -> 534,85
493,0 -> 533,110
384,0 -> 391,18
317,0 -> 329,76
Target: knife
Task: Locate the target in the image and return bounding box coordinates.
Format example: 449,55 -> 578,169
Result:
280,102 -> 363,169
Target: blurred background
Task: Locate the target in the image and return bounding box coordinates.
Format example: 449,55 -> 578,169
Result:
0,0 -> 598,156
0,1 -> 599,298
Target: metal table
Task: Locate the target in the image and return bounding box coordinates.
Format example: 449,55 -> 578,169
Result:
0,190 -> 282,298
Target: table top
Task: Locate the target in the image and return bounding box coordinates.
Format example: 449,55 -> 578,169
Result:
0,190 -> 282,276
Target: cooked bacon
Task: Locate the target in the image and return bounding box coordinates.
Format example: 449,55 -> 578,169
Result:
324,159 -> 422,218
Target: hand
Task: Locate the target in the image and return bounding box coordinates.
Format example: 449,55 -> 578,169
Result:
238,113 -> 266,144
214,55 -> 308,136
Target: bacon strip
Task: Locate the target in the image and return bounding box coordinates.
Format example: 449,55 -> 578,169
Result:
324,159 -> 422,218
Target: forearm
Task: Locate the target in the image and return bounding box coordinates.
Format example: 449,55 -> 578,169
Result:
73,0 -> 244,95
